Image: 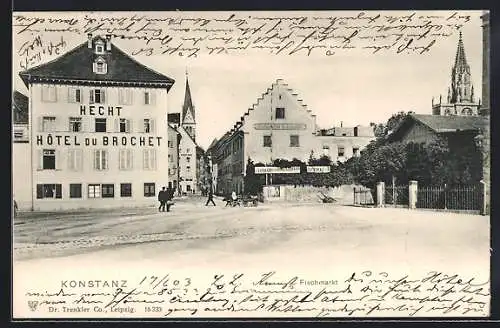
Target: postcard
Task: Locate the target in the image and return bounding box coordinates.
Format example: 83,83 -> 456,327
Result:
12,10 -> 491,319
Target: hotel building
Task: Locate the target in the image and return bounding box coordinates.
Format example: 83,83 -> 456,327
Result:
17,34 -> 175,211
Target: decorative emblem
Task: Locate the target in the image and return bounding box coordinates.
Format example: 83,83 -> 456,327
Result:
28,300 -> 38,312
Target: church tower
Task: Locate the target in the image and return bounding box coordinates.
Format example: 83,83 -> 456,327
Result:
432,32 -> 480,116
451,32 -> 474,103
181,71 -> 196,141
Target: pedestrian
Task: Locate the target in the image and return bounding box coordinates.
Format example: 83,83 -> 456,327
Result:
158,187 -> 166,212
166,187 -> 174,212
13,199 -> 18,218
205,188 -> 216,206
231,191 -> 239,207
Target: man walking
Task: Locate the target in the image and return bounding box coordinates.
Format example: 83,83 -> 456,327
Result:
166,187 -> 174,212
158,187 -> 167,212
205,187 -> 216,206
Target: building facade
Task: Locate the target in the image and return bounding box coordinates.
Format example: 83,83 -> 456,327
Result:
167,124 -> 181,192
208,79 -> 374,195
18,34 -> 175,211
12,91 -> 31,210
432,32 -> 481,116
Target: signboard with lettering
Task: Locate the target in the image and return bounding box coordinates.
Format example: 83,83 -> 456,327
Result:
306,166 -> 331,173
253,123 -> 307,130
255,166 -> 301,174
34,104 -> 162,147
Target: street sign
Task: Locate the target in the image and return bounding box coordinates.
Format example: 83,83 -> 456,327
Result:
255,166 -> 301,174
253,123 -> 307,130
306,166 -> 331,173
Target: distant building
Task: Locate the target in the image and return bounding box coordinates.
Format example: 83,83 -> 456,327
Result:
12,91 -> 31,210
386,114 -> 488,146
208,79 -> 374,195
432,32 -> 481,116
167,124 -> 181,191
170,73 -> 202,195
17,34 -> 175,211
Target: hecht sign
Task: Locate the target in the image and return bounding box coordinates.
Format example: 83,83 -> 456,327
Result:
255,166 -> 301,174
306,166 -> 331,173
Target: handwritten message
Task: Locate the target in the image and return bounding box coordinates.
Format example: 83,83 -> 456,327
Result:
12,11 -> 474,70
20,270 -> 489,317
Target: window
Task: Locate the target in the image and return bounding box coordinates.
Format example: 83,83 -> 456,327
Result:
42,116 -> 56,132
36,184 -> 62,199
186,166 -> 191,173
353,147 -> 360,157
119,149 -> 133,170
102,184 -> 114,198
69,117 -> 82,132
186,156 -> 191,163
168,140 -> 173,148
41,85 -> 57,102
144,183 -> 155,197
323,145 -> 330,156
186,148 -> 191,153
67,149 -> 83,171
120,118 -> 127,133
118,89 -> 133,105
275,107 -> 285,119
263,135 -> 272,147
144,91 -> 155,105
95,44 -> 104,54
69,184 -> 82,198
68,88 -> 82,103
354,127 -> 358,137
90,89 -> 106,104
88,184 -> 101,198
96,62 -> 104,73
144,119 -> 155,133
168,154 -> 173,162
186,185 -> 191,192
14,129 -> 24,140
95,118 -> 107,132
338,146 -> 345,157
143,149 -> 157,170
94,150 -> 108,170
290,135 -> 300,147
43,149 -> 56,170
120,183 -> 132,197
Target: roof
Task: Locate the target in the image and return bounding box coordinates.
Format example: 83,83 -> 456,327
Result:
19,35 -> 175,89
167,113 -> 181,124
207,138 -> 218,151
12,91 -> 29,124
182,75 -> 195,122
387,114 -> 489,142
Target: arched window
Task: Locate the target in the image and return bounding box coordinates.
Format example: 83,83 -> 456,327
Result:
93,57 -> 108,74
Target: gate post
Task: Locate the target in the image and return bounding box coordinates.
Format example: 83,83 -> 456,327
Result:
409,180 -> 418,209
480,180 -> 489,215
376,182 -> 385,207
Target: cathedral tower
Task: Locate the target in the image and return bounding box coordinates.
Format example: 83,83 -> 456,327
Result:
432,32 -> 480,116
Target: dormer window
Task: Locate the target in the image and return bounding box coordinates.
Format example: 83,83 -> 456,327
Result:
95,40 -> 105,55
93,57 -> 108,75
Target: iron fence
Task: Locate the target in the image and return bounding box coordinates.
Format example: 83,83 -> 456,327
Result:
417,185 -> 481,211
354,187 -> 374,205
385,185 -> 409,206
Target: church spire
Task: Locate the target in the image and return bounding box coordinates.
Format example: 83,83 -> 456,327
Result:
181,69 -> 196,140
450,31 -> 472,103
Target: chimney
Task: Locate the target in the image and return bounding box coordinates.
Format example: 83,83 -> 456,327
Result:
105,34 -> 112,51
87,33 -> 93,48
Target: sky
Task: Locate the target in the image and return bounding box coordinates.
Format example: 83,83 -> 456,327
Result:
12,10 -> 484,149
